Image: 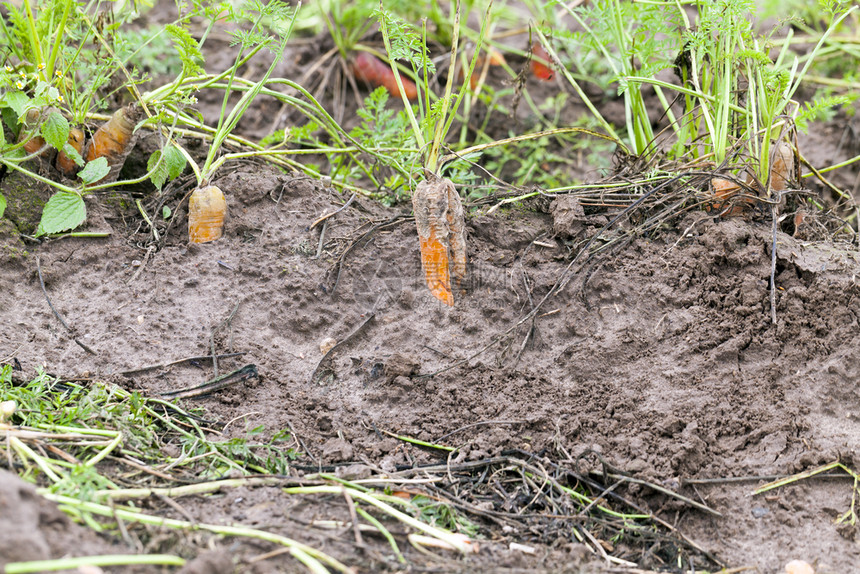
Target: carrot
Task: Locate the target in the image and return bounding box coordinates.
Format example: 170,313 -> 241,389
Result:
530,42 -> 554,81
413,176 -> 467,306
769,140 -> 794,192
55,127 -> 85,177
351,52 -> 418,101
188,185 -> 227,243
85,103 -> 142,183
706,175 -> 755,217
18,108 -> 52,158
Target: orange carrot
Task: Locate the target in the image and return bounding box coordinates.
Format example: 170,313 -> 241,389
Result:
188,185 -> 227,243
55,127 -> 85,177
18,108 -> 51,158
413,176 -> 467,306
351,52 -> 418,101
530,42 -> 554,81
706,175 -> 755,217
85,103 -> 141,183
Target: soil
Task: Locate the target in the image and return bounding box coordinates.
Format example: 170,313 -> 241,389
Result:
3,4 -> 860,574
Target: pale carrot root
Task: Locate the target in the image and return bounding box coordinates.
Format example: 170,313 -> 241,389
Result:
85,103 -> 141,183
188,185 -> 227,244
444,178 -> 467,292
413,176 -> 467,306
769,140 -> 795,193
706,173 -> 757,217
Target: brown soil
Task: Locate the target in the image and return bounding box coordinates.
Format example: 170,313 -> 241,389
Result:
4,5 -> 860,574
3,154 -> 860,573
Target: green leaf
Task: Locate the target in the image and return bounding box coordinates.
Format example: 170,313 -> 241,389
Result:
166,24 -> 204,77
37,192 -> 86,235
60,142 -> 85,167
162,205 -> 171,219
2,91 -> 31,120
147,150 -> 168,190
0,194 -> 6,219
1,107 -> 18,138
78,157 -> 110,184
41,111 -> 70,151
164,144 -> 186,179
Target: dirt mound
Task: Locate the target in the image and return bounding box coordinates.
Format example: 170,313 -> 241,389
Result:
3,165 -> 860,572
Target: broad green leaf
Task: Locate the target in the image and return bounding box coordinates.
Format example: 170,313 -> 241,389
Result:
164,144 -> 186,179
37,192 -> 86,235
162,205 -> 171,219
42,111 -> 70,151
0,194 -> 6,219
2,91 -> 30,120
1,107 -> 18,137
60,142 -> 85,167
147,150 -> 168,190
78,157 -> 110,184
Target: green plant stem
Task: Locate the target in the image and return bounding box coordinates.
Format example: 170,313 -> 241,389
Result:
0,159 -> 79,194
9,436 -> 65,482
3,554 -> 186,574
282,485 -> 469,553
40,492 -> 350,573
45,0 -> 74,80
93,477 -> 283,502
355,506 -> 406,563
52,231 -> 111,238
85,430 -> 122,467
136,199 -> 159,242
426,1 -> 462,173
22,0 -> 45,76
533,26 -> 620,144
440,127 -> 624,168
378,3 -> 425,152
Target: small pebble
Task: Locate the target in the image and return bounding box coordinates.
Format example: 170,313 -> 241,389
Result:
785,559 -> 814,574
751,507 -> 769,518
319,337 -> 337,355
131,259 -> 141,267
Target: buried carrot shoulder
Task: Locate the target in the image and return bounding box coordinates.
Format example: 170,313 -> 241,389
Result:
351,51 -> 418,101
530,41 -> 554,81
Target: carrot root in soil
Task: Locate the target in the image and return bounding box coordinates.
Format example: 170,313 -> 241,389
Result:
188,185 -> 227,244
55,127 -> 85,177
413,177 -> 467,306
351,52 -> 418,101
85,103 -> 142,183
19,108 -> 54,159
530,42 -> 554,81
